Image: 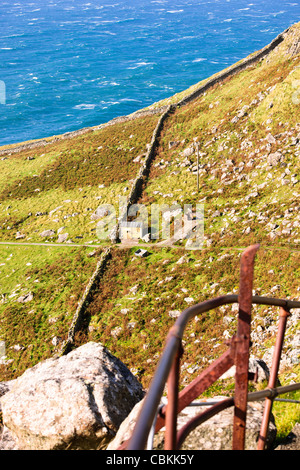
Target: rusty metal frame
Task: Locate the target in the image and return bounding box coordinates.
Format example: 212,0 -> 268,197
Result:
124,244 -> 300,451
232,244 -> 259,449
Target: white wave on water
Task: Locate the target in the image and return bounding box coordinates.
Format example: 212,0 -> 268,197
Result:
98,18 -> 136,25
272,11 -> 287,16
192,58 -> 207,63
170,35 -> 199,42
74,99 -> 143,110
96,80 -> 120,87
127,61 -> 156,70
100,31 -> 117,36
73,104 -> 96,110
119,98 -> 142,103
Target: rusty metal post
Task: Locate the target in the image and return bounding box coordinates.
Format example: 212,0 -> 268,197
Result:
176,349 -> 235,414
164,344 -> 182,449
232,244 -> 259,450
257,306 -> 290,450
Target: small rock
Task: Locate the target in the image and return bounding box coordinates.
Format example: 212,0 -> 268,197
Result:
49,206 -> 63,217
12,344 -> 25,352
182,146 -> 194,158
266,133 -> 277,145
120,308 -> 131,315
15,232 -> 25,240
219,357 -> 269,383
39,230 -> 55,238
57,233 -> 68,243
267,151 -> 282,166
111,327 -> 123,338
176,255 -> 188,264
290,135 -> 300,146
169,141 -> 180,149
134,249 -> 149,258
87,250 -> 97,257
17,293 -> 33,303
168,310 -> 181,318
90,207 -> 110,221
184,297 -> 195,304
51,336 -> 62,346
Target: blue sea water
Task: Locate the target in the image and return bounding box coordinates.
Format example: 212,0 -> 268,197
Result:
0,0 -> 299,146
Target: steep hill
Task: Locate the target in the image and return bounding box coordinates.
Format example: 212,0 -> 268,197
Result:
0,22 -> 299,441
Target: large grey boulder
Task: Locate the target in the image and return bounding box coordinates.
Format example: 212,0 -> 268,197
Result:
0,342 -> 144,450
107,398 -> 145,450
168,398 -> 277,451
108,396 -> 277,450
219,357 -> 270,383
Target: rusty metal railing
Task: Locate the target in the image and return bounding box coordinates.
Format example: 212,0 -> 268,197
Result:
122,244 -> 300,451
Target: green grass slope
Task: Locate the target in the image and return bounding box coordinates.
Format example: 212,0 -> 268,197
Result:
0,114 -> 159,244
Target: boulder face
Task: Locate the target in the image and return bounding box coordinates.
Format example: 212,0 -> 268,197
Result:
165,399 -> 277,451
0,342 -> 144,450
108,397 -> 277,451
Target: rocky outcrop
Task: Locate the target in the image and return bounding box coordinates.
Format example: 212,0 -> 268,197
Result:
108,396 -> 277,451
167,399 -> 277,451
275,423 -> 300,450
0,342 -> 144,450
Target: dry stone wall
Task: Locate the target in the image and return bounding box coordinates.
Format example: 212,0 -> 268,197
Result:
60,247 -> 112,356
177,28 -> 286,107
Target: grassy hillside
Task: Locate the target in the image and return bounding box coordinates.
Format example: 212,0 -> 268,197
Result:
139,36 -> 300,249
0,113 -> 159,244
0,245 -> 102,379
0,22 -> 300,441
